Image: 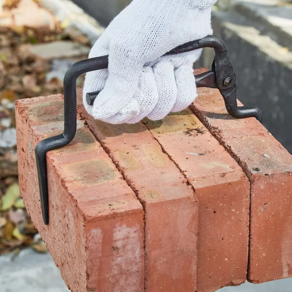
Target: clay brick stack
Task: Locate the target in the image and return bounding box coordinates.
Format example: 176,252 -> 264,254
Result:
15,86 -> 292,291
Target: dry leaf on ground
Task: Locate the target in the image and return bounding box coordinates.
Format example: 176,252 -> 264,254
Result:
1,183 -> 19,211
3,0 -> 21,9
31,241 -> 48,253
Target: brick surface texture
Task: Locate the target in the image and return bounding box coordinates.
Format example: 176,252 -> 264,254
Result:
16,96 -> 145,292
191,85 -> 292,284
143,111 -> 249,292
81,117 -> 199,291
15,85 -> 292,291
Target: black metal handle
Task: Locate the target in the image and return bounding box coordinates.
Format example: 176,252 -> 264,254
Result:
168,36 -> 262,121
35,57 -> 109,225
86,36 -> 262,121
35,35 -> 262,225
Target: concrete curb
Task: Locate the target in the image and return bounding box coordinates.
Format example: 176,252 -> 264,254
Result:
233,0 -> 292,51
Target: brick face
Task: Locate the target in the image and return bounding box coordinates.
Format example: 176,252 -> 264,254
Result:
16,86 -> 292,291
81,113 -> 199,292
191,86 -> 292,283
144,110 -> 250,292
16,96 -> 145,292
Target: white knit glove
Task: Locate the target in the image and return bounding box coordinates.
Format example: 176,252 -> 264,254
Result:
83,0 -> 217,124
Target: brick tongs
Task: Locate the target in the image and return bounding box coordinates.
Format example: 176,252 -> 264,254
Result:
35,35 -> 262,225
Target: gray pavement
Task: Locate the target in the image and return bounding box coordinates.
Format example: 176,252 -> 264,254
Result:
219,279 -> 292,291
0,250 -> 69,292
1,249 -> 292,291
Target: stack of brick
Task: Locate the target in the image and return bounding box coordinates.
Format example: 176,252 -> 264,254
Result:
15,86 -> 292,291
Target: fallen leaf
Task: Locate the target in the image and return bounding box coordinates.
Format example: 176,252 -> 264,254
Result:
22,236 -> 33,246
0,90 -> 16,102
31,241 -> 47,253
22,74 -> 36,89
1,183 -> 20,211
0,217 -> 7,228
0,241 -> 6,249
17,44 -> 35,63
0,53 -> 7,62
22,75 -> 41,93
9,208 -> 25,223
22,221 -> 37,235
0,35 -> 10,47
12,227 -> 23,240
29,37 -> 38,44
4,176 -> 17,186
4,54 -> 18,66
1,238 -> 19,247
4,0 -> 21,9
4,220 -> 14,240
14,198 -> 25,209
10,26 -> 25,34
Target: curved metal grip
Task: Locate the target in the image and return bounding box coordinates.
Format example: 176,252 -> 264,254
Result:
86,35 -> 262,121
168,36 -> 263,121
35,57 -> 108,224
35,35 -> 262,225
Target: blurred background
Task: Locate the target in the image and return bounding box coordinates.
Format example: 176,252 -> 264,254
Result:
0,0 -> 291,291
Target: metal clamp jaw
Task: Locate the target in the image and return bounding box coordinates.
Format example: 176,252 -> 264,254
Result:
35,35 -> 262,225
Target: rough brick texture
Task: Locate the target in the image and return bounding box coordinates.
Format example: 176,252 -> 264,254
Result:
143,110 -> 250,292
77,86 -> 249,292
80,109 -> 199,292
16,95 -> 145,292
191,86 -> 292,284
17,84 -> 292,291
16,94 -> 200,292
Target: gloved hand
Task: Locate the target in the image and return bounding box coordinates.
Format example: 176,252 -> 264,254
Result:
83,0 -> 217,124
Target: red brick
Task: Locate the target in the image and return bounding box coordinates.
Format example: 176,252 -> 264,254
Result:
144,110 -> 250,292
80,109 -> 199,292
191,86 -> 292,283
16,96 -> 145,292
